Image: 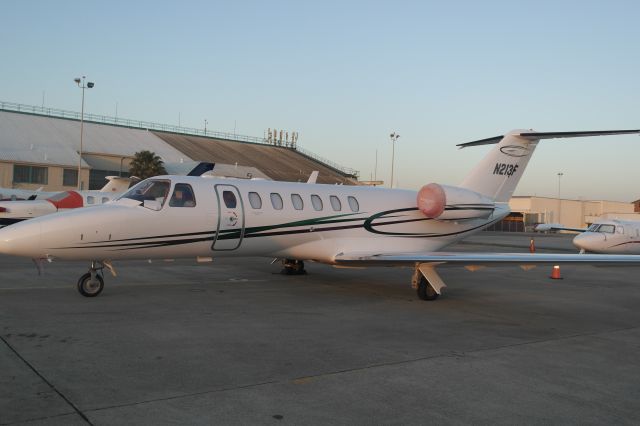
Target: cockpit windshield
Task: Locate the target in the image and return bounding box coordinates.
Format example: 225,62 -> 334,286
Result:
118,180 -> 170,209
587,223 -> 616,234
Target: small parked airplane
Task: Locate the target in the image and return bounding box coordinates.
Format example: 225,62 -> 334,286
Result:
0,187 -> 46,201
0,175 -> 132,202
0,129 -> 639,299
537,219 -> 640,254
0,176 -> 136,228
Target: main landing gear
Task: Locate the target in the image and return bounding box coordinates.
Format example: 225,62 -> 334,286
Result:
416,276 -> 439,300
281,259 -> 306,275
412,265 -> 446,301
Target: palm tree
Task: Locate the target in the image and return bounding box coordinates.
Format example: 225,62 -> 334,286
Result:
129,150 -> 167,180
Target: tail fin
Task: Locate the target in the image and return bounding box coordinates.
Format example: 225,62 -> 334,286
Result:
100,176 -> 138,193
458,129 -> 640,202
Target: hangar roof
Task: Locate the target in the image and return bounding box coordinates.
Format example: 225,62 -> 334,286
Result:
153,132 -> 359,185
0,110 -> 191,167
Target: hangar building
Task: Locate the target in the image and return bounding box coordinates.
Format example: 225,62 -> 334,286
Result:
0,101 -> 359,192
488,196 -> 640,232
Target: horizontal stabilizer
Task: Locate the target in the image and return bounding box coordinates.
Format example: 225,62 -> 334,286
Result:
458,129 -> 640,148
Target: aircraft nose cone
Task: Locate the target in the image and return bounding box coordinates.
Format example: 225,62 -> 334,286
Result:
0,229 -> 9,254
573,233 -> 601,252
0,221 -> 42,257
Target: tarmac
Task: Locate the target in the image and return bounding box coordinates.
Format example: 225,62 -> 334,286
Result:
1,232 -> 639,425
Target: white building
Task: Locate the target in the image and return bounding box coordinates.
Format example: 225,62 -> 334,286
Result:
489,196 -> 640,232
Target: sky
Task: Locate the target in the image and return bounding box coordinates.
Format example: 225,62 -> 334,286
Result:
1,0 -> 639,201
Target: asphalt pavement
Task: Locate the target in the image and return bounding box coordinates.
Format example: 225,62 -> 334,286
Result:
1,232 -> 639,425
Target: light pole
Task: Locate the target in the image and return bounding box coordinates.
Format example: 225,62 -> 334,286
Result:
74,76 -> 94,190
204,119 -> 208,134
557,172 -> 563,224
389,132 -> 400,188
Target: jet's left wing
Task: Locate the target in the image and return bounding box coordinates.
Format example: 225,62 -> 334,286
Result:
534,224 -> 586,233
334,251 -> 640,267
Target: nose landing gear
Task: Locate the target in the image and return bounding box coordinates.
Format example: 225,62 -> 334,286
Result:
77,260 -> 115,297
77,262 -> 104,297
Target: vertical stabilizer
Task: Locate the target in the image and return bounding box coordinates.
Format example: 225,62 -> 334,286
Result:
100,176 -> 136,193
457,128 -> 640,202
459,130 -> 538,202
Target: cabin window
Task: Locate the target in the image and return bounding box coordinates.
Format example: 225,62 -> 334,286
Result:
101,197 -> 110,204
311,194 -> 323,211
170,184 -> 197,207
599,224 -> 615,234
248,192 -> 262,209
617,226 -> 624,234
291,194 -> 304,210
347,196 -> 359,212
330,195 -> 342,211
270,193 -> 284,210
87,196 -> 95,205
222,190 -> 236,208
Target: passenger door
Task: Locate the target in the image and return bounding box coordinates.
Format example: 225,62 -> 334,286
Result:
212,184 -> 245,250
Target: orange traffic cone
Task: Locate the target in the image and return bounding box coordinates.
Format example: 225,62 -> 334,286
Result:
550,265 -> 563,280
529,238 -> 535,253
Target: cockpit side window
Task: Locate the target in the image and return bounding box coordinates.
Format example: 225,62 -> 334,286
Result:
170,183 -> 196,207
599,224 -> 615,234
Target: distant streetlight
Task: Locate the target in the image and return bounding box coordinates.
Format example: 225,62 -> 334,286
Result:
389,132 -> 400,188
557,172 -> 564,224
204,119 -> 208,134
74,76 -> 94,190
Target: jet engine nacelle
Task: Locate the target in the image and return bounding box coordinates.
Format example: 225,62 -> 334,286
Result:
417,183 -> 495,220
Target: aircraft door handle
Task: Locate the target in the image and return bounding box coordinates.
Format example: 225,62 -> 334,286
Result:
225,211 -> 239,227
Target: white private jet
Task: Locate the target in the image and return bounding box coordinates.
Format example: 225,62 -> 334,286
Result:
1,129 -> 640,299
0,176 -> 136,228
537,220 -> 640,254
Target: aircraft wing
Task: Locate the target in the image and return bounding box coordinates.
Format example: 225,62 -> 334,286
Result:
333,252 -> 640,267
534,224 -> 586,233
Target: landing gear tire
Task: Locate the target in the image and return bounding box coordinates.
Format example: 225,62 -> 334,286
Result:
77,272 -> 104,297
281,259 -> 306,275
417,276 -> 439,301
